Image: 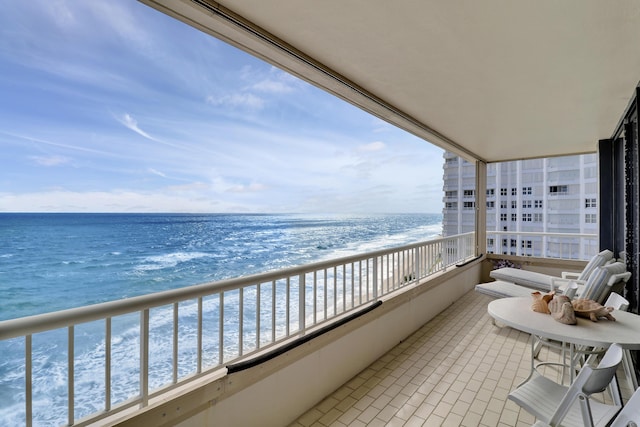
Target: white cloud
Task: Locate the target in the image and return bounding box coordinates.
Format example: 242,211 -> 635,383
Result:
227,182 -> 268,193
29,155 -> 71,166
148,168 -> 166,178
0,190 -> 241,213
252,78 -> 295,94
206,93 -> 265,110
0,1 -> 447,214
357,141 -> 386,152
117,113 -> 157,141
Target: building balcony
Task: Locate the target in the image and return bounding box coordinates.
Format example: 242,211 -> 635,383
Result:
4,233 -> 623,427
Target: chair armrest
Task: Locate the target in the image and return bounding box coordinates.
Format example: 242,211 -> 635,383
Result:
561,271 -> 581,280
607,271 -> 631,286
551,277 -> 585,297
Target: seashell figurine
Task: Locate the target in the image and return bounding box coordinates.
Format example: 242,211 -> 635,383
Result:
548,295 -> 577,324
531,291 -> 554,314
571,298 -> 616,322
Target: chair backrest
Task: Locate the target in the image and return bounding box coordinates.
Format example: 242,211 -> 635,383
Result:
578,249 -> 615,281
605,292 -> 630,311
550,344 -> 623,424
582,262 -> 629,303
583,343 -> 624,394
609,386 -> 640,427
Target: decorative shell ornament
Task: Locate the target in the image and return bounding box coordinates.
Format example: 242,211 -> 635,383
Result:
571,299 -> 616,322
530,291 -> 554,314
548,295 -> 577,325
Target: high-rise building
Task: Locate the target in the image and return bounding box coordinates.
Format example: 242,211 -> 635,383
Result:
442,151 -> 598,259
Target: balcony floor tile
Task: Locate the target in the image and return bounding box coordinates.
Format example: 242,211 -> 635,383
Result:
289,290 -> 635,427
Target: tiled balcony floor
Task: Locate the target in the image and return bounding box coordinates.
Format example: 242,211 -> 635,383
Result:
289,290 -> 634,427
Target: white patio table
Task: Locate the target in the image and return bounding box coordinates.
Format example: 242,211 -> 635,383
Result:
488,296 -> 640,387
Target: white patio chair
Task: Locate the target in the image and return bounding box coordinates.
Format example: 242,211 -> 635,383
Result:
579,293 -> 637,391
490,249 -> 614,291
609,385 -> 640,427
530,272 -> 631,381
509,343 -> 623,427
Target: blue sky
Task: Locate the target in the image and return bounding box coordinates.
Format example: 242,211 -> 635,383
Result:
0,1 -> 445,214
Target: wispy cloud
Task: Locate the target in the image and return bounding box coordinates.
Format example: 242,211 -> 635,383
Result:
358,141 -> 386,152
116,113 -> 158,141
2,132 -> 113,156
205,93 -> 265,110
29,155 -> 71,166
251,70 -> 299,94
0,1 -> 446,214
227,182 -> 268,193
148,168 -> 167,178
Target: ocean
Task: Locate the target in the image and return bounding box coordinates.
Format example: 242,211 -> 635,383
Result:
0,212 -> 442,426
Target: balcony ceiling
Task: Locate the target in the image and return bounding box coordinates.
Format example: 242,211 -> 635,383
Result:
144,0 -> 640,163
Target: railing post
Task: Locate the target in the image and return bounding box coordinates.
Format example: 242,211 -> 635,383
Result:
25,335 -> 32,427
198,297 -> 204,369
219,293 -> 224,364
106,317 -> 112,411
299,273 -> 306,332
140,309 -> 149,408
68,325 -> 75,426
172,305 -> 178,384
372,257 -> 378,300
239,289 -> 244,356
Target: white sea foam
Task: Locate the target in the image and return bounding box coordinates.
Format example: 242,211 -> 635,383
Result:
135,251 -> 213,272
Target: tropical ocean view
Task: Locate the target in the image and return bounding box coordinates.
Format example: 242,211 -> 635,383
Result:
0,212 -> 442,426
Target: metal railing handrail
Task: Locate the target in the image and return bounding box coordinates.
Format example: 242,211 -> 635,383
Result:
0,229 -> 600,426
0,232 -> 476,427
1,235 -> 465,340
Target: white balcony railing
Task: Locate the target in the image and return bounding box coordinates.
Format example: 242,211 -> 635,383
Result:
486,230 -> 598,260
0,232 -> 475,427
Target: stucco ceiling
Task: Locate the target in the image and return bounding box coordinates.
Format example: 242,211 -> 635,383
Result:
143,0 -> 640,162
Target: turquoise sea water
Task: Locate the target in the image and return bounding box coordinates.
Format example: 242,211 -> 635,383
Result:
0,213 -> 442,426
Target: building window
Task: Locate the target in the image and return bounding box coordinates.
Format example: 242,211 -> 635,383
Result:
549,185 -> 568,194
511,213 -> 517,221
522,200 -> 532,209
463,201 -> 475,209
487,201 -> 495,209
445,202 -> 457,209
522,187 -> 532,195
523,213 -> 532,222
586,213 -> 597,223
521,240 -> 532,249
500,188 -> 507,196
585,198 -> 597,208
511,200 -> 517,209
510,239 -> 517,247
534,213 -> 543,222
511,188 -> 517,196
500,213 -> 507,221
500,201 -> 507,209
502,238 -> 508,247
463,190 -> 475,197
486,189 -> 495,197
445,190 -> 457,197
534,200 -> 543,208
487,238 -> 494,246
